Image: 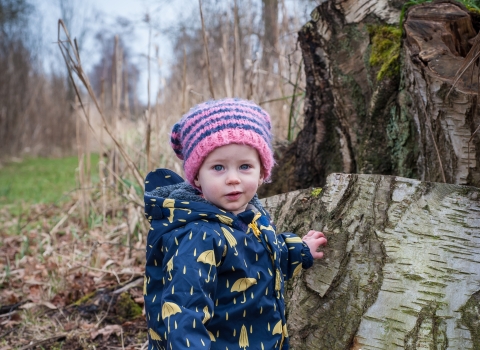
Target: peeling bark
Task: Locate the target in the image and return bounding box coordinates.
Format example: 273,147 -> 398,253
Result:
403,2 -> 480,185
261,173 -> 480,349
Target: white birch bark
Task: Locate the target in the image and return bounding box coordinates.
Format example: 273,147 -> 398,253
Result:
262,173 -> 480,349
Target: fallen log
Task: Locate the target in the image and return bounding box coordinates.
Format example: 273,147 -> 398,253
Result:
262,173 -> 480,349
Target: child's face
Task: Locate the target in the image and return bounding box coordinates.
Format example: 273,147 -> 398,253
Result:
194,144 -> 264,215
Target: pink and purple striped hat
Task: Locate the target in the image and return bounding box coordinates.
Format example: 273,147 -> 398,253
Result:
170,98 -> 274,186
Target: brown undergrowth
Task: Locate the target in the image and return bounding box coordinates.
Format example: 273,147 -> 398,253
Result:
0,198 -> 148,349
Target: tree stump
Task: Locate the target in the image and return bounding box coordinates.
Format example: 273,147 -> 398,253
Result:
260,0 -> 480,197
262,173 -> 480,349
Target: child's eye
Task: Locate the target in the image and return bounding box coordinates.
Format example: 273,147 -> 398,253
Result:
213,165 -> 224,171
239,164 -> 251,170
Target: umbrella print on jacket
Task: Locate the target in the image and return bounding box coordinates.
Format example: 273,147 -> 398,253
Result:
148,328 -> 164,350
162,199 -> 191,223
221,226 -> 238,255
239,324 -> 249,349
292,263 -> 302,278
216,214 -> 234,226
202,305 -> 211,324
166,256 -> 174,281
197,250 -> 216,282
273,321 -> 288,348
144,275 -> 147,295
162,302 -> 182,333
231,277 -> 257,303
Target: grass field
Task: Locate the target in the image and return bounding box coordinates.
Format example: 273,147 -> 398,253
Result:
0,155 -> 99,206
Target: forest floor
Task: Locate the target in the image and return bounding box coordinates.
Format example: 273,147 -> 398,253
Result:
0,157 -> 148,349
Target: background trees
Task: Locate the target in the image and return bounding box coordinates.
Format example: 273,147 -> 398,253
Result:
0,0 -> 318,163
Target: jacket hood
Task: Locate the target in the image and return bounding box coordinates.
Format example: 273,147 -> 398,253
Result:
144,168 -> 266,228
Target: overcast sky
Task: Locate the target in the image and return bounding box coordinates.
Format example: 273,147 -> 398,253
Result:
34,0 -> 316,104
36,0 -> 197,104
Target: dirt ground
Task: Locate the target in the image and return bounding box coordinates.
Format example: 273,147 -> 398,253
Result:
0,201 -> 149,349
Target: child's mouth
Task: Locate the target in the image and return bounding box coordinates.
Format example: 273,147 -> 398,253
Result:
225,191 -> 242,200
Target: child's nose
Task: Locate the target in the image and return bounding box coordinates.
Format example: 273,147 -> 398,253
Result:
226,170 -> 241,184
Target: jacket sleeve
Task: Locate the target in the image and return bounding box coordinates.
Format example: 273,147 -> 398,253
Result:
276,232 -> 314,281
145,223 -> 225,349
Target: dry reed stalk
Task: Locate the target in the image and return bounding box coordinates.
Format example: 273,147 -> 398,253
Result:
101,160 -> 107,227
145,22 -> 153,172
220,14 -> 232,97
220,47 -> 231,97
57,19 -> 144,189
287,59 -> 303,141
199,0 -> 215,99
277,0 -> 289,98
247,57 -> 258,100
182,46 -> 187,113
74,96 -> 88,225
232,0 -> 239,97
123,63 -> 130,117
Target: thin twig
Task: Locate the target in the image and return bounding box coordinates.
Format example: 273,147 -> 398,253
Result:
260,93 -> 303,106
113,277 -> 143,295
50,200 -> 79,235
95,294 -> 115,328
146,19 -> 153,172
288,59 -> 303,141
18,334 -> 67,350
182,45 -> 187,112
232,0 -> 238,97
57,20 -> 144,189
199,0 -> 215,99
80,264 -> 121,284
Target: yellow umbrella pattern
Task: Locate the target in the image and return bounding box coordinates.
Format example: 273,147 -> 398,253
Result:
292,263 -> 303,278
197,250 -> 216,282
162,302 -> 182,333
202,305 -> 211,324
166,256 -> 174,281
148,328 -> 163,349
216,214 -> 233,226
162,199 -> 192,223
231,278 -> 257,303
208,330 -> 216,342
239,324 -> 249,349
221,227 -> 238,255
272,321 -> 286,348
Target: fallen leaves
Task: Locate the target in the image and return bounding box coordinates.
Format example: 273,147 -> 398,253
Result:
0,200 -> 147,349
90,324 -> 123,340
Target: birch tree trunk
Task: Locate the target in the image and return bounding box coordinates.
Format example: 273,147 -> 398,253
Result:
262,173 -> 480,350
260,0 -> 480,197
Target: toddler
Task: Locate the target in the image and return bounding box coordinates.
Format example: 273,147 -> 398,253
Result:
144,98 -> 327,349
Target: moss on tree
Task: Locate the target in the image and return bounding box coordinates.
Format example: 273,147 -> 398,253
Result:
368,25 -> 402,81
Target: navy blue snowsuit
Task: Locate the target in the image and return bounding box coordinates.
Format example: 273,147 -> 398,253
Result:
144,169 -> 313,350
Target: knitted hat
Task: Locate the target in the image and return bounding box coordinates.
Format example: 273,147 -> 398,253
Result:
170,98 -> 274,187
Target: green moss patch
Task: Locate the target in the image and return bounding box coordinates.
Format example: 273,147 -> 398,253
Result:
311,188 -> 323,198
368,25 -> 402,81
115,292 -> 143,321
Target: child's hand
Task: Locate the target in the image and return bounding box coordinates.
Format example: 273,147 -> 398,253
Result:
302,230 -> 327,259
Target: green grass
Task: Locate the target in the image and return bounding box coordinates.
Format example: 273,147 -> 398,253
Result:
0,155 -> 99,205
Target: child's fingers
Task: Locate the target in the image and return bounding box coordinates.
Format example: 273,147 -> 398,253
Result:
304,230 -> 326,240
311,251 -> 324,259
316,236 -> 327,247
